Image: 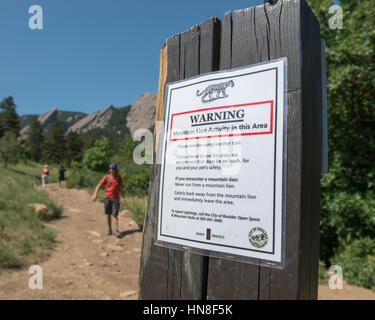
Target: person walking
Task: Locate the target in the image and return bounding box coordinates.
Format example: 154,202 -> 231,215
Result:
41,165 -> 49,188
59,166 -> 66,188
91,163 -> 125,237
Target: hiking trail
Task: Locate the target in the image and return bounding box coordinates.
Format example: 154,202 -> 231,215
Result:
0,184 -> 142,300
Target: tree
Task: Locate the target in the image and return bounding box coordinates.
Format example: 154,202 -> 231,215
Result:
83,140 -> 111,172
0,132 -> 20,168
25,116 -> 43,162
42,122 -> 66,164
65,131 -> 84,164
308,0 -> 375,192
306,0 -> 375,264
0,96 -> 20,138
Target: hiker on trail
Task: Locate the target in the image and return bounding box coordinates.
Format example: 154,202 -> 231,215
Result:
59,166 -> 65,188
41,165 -> 49,188
91,163 -> 125,237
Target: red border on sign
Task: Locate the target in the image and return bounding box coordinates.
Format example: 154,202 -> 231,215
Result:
169,100 -> 274,141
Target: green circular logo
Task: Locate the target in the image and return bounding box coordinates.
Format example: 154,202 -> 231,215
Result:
248,227 -> 268,248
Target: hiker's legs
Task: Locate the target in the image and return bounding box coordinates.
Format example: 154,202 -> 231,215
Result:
104,199 -> 119,234
112,199 -> 120,232
104,198 -> 112,234
107,214 -> 112,230
113,215 -> 119,232
41,175 -> 46,187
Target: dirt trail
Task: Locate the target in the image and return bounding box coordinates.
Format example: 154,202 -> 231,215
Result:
0,183 -> 374,300
318,282 -> 375,300
0,184 -> 142,300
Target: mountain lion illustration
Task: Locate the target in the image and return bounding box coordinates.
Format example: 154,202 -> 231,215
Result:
196,80 -> 235,103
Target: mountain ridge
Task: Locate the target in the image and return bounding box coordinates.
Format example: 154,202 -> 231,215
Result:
19,92 -> 157,139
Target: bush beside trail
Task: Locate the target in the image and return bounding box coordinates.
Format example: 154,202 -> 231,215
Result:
0,163 -> 62,270
124,196 -> 147,228
332,238 -> 375,291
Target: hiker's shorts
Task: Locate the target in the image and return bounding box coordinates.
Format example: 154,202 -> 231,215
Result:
104,198 -> 119,216
41,175 -> 48,187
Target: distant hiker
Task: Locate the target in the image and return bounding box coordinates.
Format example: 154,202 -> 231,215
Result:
41,165 -> 49,188
91,163 -> 125,237
59,166 -> 66,188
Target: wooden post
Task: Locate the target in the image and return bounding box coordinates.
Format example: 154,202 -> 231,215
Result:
139,18 -> 221,299
139,0 -> 322,300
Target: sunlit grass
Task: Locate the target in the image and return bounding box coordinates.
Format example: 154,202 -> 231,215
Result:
0,163 -> 62,270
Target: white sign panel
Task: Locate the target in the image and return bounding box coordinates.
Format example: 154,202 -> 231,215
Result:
156,59 -> 286,266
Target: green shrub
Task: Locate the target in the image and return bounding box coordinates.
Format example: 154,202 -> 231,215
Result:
66,168 -> 87,188
331,238 -> 375,291
36,199 -> 63,222
124,196 -> 147,228
0,246 -> 20,268
120,163 -> 150,196
0,165 -> 60,270
83,140 -> 112,172
318,260 -> 329,285
66,162 -> 102,189
7,172 -> 63,221
320,165 -> 375,263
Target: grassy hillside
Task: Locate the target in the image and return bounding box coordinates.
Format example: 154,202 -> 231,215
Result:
0,163 -> 62,270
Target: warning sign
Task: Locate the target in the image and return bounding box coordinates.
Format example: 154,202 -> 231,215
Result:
156,59 -> 287,266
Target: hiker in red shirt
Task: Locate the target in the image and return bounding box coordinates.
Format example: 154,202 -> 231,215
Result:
91,163 -> 125,237
41,165 -> 49,188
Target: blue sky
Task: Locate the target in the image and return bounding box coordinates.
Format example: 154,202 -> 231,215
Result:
0,0 -> 266,116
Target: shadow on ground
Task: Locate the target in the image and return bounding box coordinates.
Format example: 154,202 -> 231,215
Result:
117,228 -> 142,239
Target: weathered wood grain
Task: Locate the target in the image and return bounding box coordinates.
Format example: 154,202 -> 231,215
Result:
207,0 -> 321,300
139,18 -> 221,300
207,8 -> 262,300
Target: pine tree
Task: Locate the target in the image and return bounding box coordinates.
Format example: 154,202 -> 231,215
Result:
65,131 -> 84,164
42,122 -> 66,163
26,116 -> 44,162
0,96 -> 20,138
0,132 -> 20,168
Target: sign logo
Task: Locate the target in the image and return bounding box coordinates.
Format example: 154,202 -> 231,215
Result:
196,80 -> 235,103
248,227 -> 268,248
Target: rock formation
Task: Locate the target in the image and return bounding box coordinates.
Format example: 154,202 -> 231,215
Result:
68,105 -> 114,134
126,92 -> 157,135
